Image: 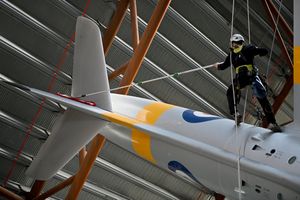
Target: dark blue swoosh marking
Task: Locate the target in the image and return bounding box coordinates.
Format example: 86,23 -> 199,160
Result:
182,109 -> 220,123
168,161 -> 200,184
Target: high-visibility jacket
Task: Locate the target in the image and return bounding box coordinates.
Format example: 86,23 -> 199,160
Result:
218,44 -> 268,88
218,44 -> 268,73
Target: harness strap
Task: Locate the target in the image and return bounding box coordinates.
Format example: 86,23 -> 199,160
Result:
235,64 -> 253,73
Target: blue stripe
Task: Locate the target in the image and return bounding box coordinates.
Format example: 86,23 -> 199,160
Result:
168,161 -> 200,184
182,109 -> 220,123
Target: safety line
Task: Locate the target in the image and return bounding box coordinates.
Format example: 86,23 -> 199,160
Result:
79,64 -> 214,98
247,0 -> 251,44
2,0 -> 92,187
242,87 -> 249,123
266,0 -> 283,79
242,0 -> 251,124
229,0 -> 242,199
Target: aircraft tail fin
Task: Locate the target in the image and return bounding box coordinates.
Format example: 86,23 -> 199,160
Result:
24,16 -> 112,180
72,16 -> 111,111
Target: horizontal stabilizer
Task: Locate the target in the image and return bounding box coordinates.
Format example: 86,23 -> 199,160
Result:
24,86 -> 215,149
24,86 -> 177,142
26,108 -> 107,180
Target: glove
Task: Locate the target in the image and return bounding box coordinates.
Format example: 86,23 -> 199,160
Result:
213,62 -> 223,70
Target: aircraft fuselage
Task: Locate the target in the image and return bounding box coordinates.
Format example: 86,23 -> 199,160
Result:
100,94 -> 300,200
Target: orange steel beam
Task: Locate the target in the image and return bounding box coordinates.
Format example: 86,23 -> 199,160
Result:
116,0 -> 171,95
65,135 -> 106,200
0,186 -> 23,200
34,176 -> 75,200
108,0 -> 138,82
129,0 -> 139,50
265,0 -> 293,40
26,180 -> 45,199
79,148 -> 87,166
108,62 -> 129,81
103,0 -> 130,55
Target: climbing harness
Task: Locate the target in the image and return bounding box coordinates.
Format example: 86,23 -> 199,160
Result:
235,64 -> 253,74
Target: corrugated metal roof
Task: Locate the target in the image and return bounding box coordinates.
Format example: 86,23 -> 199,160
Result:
0,0 -> 293,199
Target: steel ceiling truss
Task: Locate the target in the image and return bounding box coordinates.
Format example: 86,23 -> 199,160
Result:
0,0 -> 294,199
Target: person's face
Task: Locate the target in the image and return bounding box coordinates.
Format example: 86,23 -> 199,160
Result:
231,42 -> 242,49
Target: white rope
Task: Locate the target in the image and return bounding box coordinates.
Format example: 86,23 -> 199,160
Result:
242,87 -> 249,123
242,0 -> 251,124
230,0 -> 242,199
266,0 -> 283,78
247,0 -> 251,44
79,64 -> 214,98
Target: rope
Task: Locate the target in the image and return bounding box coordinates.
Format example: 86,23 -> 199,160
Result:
242,87 -> 249,123
266,0 -> 283,78
247,0 -> 251,44
230,0 -> 242,199
79,64 -> 214,98
242,0 -> 251,123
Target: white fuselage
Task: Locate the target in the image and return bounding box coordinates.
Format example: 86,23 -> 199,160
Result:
99,94 -> 300,200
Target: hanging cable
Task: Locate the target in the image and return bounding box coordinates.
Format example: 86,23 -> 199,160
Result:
266,0 -> 283,79
242,87 -> 249,122
247,0 -> 251,44
78,64 -> 214,98
229,0 -> 242,199
242,0 -> 251,123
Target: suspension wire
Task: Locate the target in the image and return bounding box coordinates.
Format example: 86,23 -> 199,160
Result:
79,64 -> 214,98
247,0 -> 251,44
242,0 -> 251,123
242,87 -> 249,123
266,0 -> 283,79
230,0 -> 242,199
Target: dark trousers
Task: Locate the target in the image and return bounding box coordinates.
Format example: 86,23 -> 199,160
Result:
226,75 -> 276,124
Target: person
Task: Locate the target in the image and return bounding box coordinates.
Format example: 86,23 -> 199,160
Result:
214,33 -> 281,132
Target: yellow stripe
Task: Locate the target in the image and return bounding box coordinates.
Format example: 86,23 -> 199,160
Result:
132,102 -> 174,163
103,112 -> 137,128
295,46 -> 300,84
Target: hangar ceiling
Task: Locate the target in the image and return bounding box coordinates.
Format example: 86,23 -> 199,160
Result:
0,0 -> 293,199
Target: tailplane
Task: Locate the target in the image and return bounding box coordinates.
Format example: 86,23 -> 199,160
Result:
25,16 -> 111,180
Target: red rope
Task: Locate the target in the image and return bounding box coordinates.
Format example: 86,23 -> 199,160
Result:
2,0 -> 92,187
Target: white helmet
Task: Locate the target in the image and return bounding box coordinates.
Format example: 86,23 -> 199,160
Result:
230,34 -> 245,42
